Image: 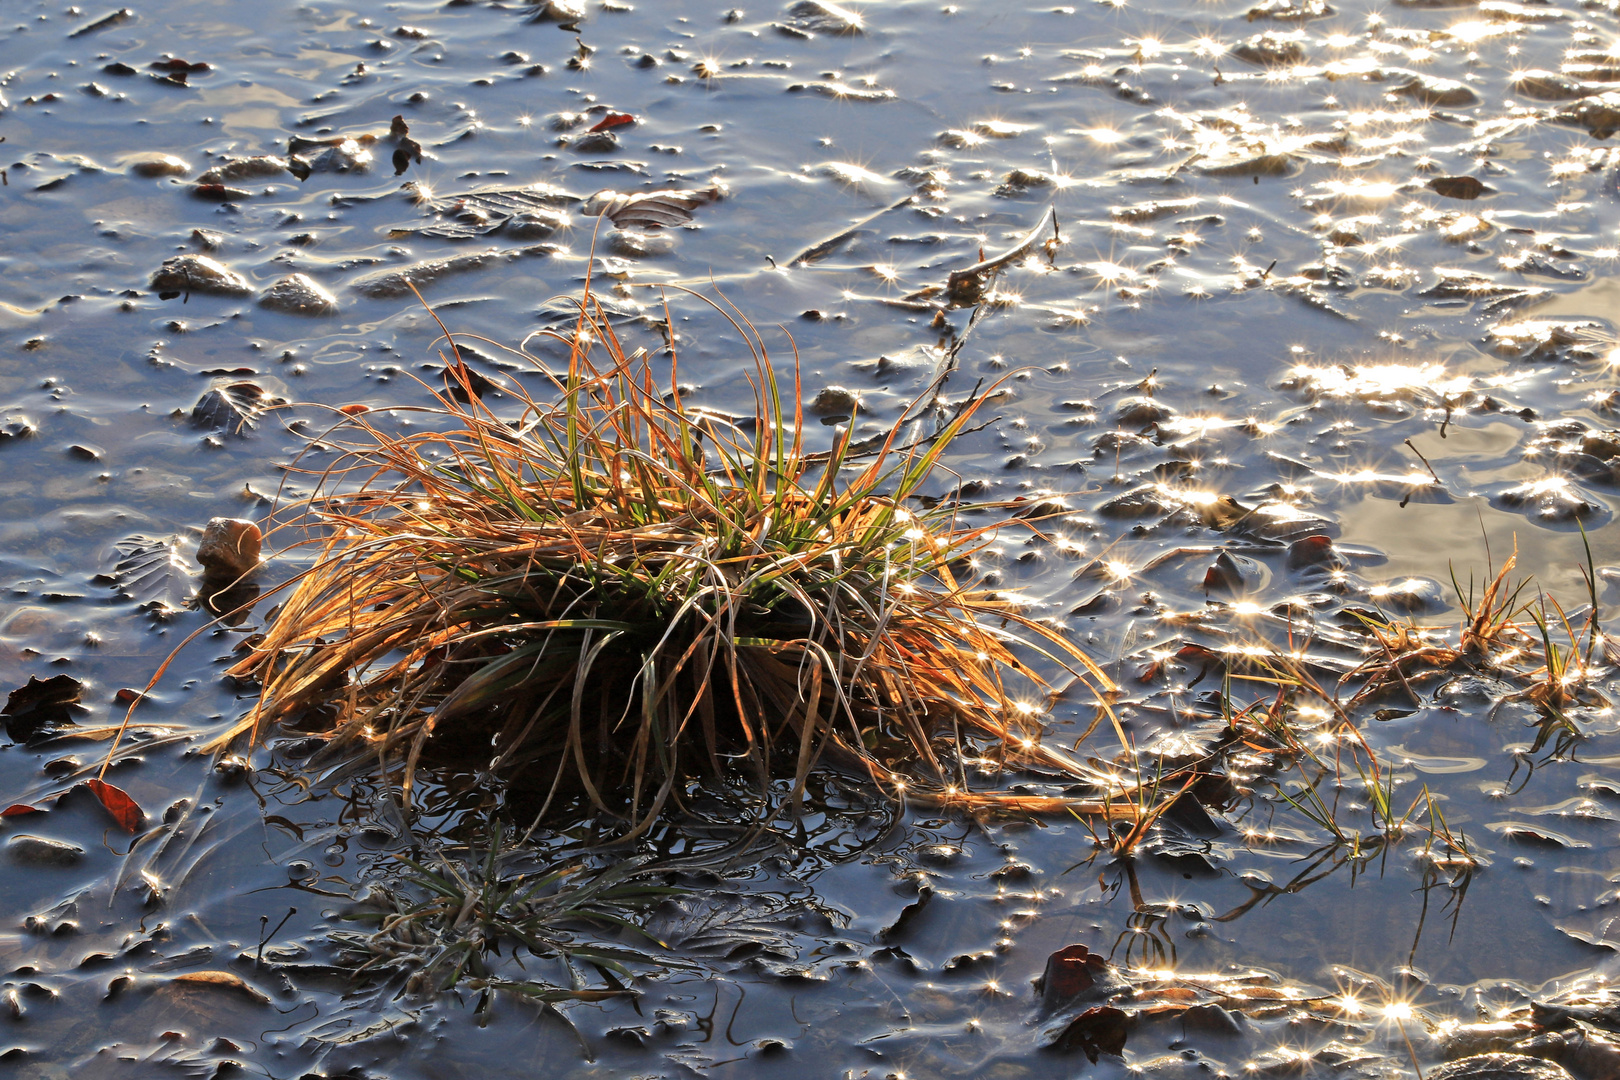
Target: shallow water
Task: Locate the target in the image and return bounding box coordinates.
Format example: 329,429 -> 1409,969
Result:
4,0 -> 1620,1075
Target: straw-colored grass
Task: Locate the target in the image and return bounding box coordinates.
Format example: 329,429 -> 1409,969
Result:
209,284 -> 1127,838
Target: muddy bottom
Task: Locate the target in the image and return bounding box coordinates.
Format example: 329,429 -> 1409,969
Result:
2,0 -> 1620,1076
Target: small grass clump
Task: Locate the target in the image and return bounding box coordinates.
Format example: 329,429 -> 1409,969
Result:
214,285 -> 1122,837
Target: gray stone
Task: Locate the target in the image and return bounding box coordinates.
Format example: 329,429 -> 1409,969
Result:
197,518 -> 262,582
129,154 -> 190,178
604,229 -> 675,258
566,131 -> 619,154
151,255 -> 252,297
1429,1053 -> 1573,1080
196,155 -> 289,185
502,210 -> 568,239
1441,1022 -> 1539,1060
1511,70 -> 1587,101
531,0 -> 586,20
779,0 -> 863,34
811,386 -> 859,416
8,835 -> 84,867
300,138 -> 372,175
351,250 -> 504,299
1115,396 -> 1171,424
259,274 -> 338,316
1394,72 -> 1480,107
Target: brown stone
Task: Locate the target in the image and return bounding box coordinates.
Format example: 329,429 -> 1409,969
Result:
196,518 -> 262,582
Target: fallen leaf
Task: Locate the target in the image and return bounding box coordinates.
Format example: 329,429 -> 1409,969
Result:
166,971 -> 270,1004
0,805 -> 42,817
192,381 -> 270,435
588,112 -> 637,132
96,535 -> 194,611
85,779 -> 144,833
339,403 -> 371,415
581,186 -> 723,229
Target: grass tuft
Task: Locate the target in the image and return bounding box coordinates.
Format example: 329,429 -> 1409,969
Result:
213,283 -> 1126,837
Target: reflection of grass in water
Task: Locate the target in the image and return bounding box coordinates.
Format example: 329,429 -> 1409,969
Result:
201,281 -> 1132,840
333,827 -> 682,1034
1065,535 -> 1620,960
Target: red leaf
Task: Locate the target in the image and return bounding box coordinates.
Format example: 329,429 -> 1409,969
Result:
86,779 -> 144,832
339,403 -> 370,415
587,112 -> 636,132
0,804 -> 41,817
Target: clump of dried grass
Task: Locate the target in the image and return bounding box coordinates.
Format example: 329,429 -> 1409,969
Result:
211,285 -> 1125,838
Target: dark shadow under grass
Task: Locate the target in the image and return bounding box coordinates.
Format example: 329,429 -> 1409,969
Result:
203,283 -> 1131,840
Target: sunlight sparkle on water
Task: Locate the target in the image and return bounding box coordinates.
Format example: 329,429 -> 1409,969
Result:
1289,361 -> 1472,398
1313,178 -> 1402,204
1446,19 -> 1520,43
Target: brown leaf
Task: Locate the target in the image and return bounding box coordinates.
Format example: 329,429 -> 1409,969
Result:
0,804 -> 42,817
85,779 -> 144,832
166,971 -> 270,1004
1428,175 -> 1486,200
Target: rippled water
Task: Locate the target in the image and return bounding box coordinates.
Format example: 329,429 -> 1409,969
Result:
4,0 -> 1620,1075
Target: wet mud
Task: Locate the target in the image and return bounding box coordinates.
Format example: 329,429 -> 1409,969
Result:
4,0 -> 1620,1076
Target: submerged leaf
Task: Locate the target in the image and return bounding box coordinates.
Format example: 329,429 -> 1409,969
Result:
192,381 -> 270,435
99,534 -> 194,609
85,779 -> 144,833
